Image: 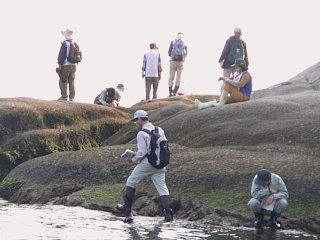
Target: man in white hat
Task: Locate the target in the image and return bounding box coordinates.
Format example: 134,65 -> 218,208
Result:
218,27 -> 249,78
57,29 -> 78,101
116,110 -> 173,222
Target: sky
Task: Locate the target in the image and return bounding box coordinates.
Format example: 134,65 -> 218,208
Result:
0,0 -> 319,107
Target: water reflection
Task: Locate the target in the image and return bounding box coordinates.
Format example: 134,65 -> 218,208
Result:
0,199 -> 317,240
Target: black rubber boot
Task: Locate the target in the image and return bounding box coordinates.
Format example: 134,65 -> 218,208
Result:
116,186 -> 136,216
172,86 -> 179,96
160,195 -> 173,222
270,211 -> 280,230
254,210 -> 264,229
169,87 -> 173,97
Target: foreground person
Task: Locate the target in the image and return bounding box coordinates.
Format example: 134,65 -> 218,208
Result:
248,169 -> 289,230
116,110 -> 173,222
194,58 -> 252,109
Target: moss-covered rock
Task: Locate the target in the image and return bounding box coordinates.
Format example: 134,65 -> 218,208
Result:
0,98 -> 130,179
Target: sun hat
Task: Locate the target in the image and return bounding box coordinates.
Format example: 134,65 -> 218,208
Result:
117,83 -> 124,90
231,58 -> 247,70
61,29 -> 73,40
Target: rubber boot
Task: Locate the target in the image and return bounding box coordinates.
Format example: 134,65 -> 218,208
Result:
172,86 -> 180,96
194,90 -> 228,110
168,87 -> 174,97
214,90 -> 228,106
116,186 -> 136,216
194,99 -> 216,109
160,195 -> 173,222
270,211 -> 280,230
254,210 -> 264,229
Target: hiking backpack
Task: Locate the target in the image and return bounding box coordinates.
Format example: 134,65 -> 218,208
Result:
142,127 -> 170,169
171,39 -> 185,61
227,40 -> 245,65
67,40 -> 82,64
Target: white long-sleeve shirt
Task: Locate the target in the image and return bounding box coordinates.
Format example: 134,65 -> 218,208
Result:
132,122 -> 166,163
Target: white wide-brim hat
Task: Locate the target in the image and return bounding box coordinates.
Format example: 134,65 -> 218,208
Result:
61,29 -> 73,40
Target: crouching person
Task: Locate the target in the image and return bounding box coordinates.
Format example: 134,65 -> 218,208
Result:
248,169 -> 289,230
195,58 -> 252,109
116,110 -> 173,222
94,84 -> 124,107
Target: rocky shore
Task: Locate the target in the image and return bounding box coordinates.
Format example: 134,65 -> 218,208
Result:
1,63 -> 320,235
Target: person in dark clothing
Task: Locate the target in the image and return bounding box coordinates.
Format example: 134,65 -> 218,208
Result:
219,27 -> 249,78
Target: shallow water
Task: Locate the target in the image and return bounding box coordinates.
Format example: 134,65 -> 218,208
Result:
0,199 -> 317,240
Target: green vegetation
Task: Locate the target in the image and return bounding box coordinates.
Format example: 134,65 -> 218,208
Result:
72,184 -> 124,206
170,186 -> 320,218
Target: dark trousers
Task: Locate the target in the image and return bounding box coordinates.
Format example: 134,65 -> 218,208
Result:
145,77 -> 159,100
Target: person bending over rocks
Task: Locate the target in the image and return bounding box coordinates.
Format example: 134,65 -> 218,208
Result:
194,58 -> 252,109
248,169 -> 289,230
94,84 -> 124,107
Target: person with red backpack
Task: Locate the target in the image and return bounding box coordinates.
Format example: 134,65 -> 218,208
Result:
168,33 -> 188,97
57,29 -> 82,101
219,27 -> 249,78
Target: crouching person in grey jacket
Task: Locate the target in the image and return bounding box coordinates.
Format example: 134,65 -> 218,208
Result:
248,169 -> 288,230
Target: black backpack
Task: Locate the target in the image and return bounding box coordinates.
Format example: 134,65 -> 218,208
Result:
67,40 -> 82,64
227,40 -> 245,65
142,127 -> 170,169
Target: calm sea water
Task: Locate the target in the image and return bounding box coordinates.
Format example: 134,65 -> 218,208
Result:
0,199 -> 317,240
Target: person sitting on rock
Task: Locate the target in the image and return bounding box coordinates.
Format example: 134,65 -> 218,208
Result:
94,84 -> 124,107
194,58 -> 252,109
248,169 -> 289,230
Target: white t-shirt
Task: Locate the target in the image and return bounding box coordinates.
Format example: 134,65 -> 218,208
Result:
144,50 -> 160,77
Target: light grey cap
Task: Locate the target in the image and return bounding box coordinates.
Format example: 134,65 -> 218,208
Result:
131,110 -> 148,121
234,27 -> 242,34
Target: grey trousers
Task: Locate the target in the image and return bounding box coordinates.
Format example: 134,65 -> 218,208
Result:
168,60 -> 184,87
59,65 -> 76,100
223,67 -> 233,78
248,198 -> 288,215
145,77 -> 159,100
126,158 -> 169,196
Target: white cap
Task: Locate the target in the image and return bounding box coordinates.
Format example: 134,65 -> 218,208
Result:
131,110 -> 148,121
234,27 -> 242,34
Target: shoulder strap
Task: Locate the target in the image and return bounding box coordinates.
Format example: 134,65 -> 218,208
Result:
142,127 -> 158,135
141,128 -> 152,135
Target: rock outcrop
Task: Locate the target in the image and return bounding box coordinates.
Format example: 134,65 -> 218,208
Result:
1,62 -> 320,234
0,98 -> 130,179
